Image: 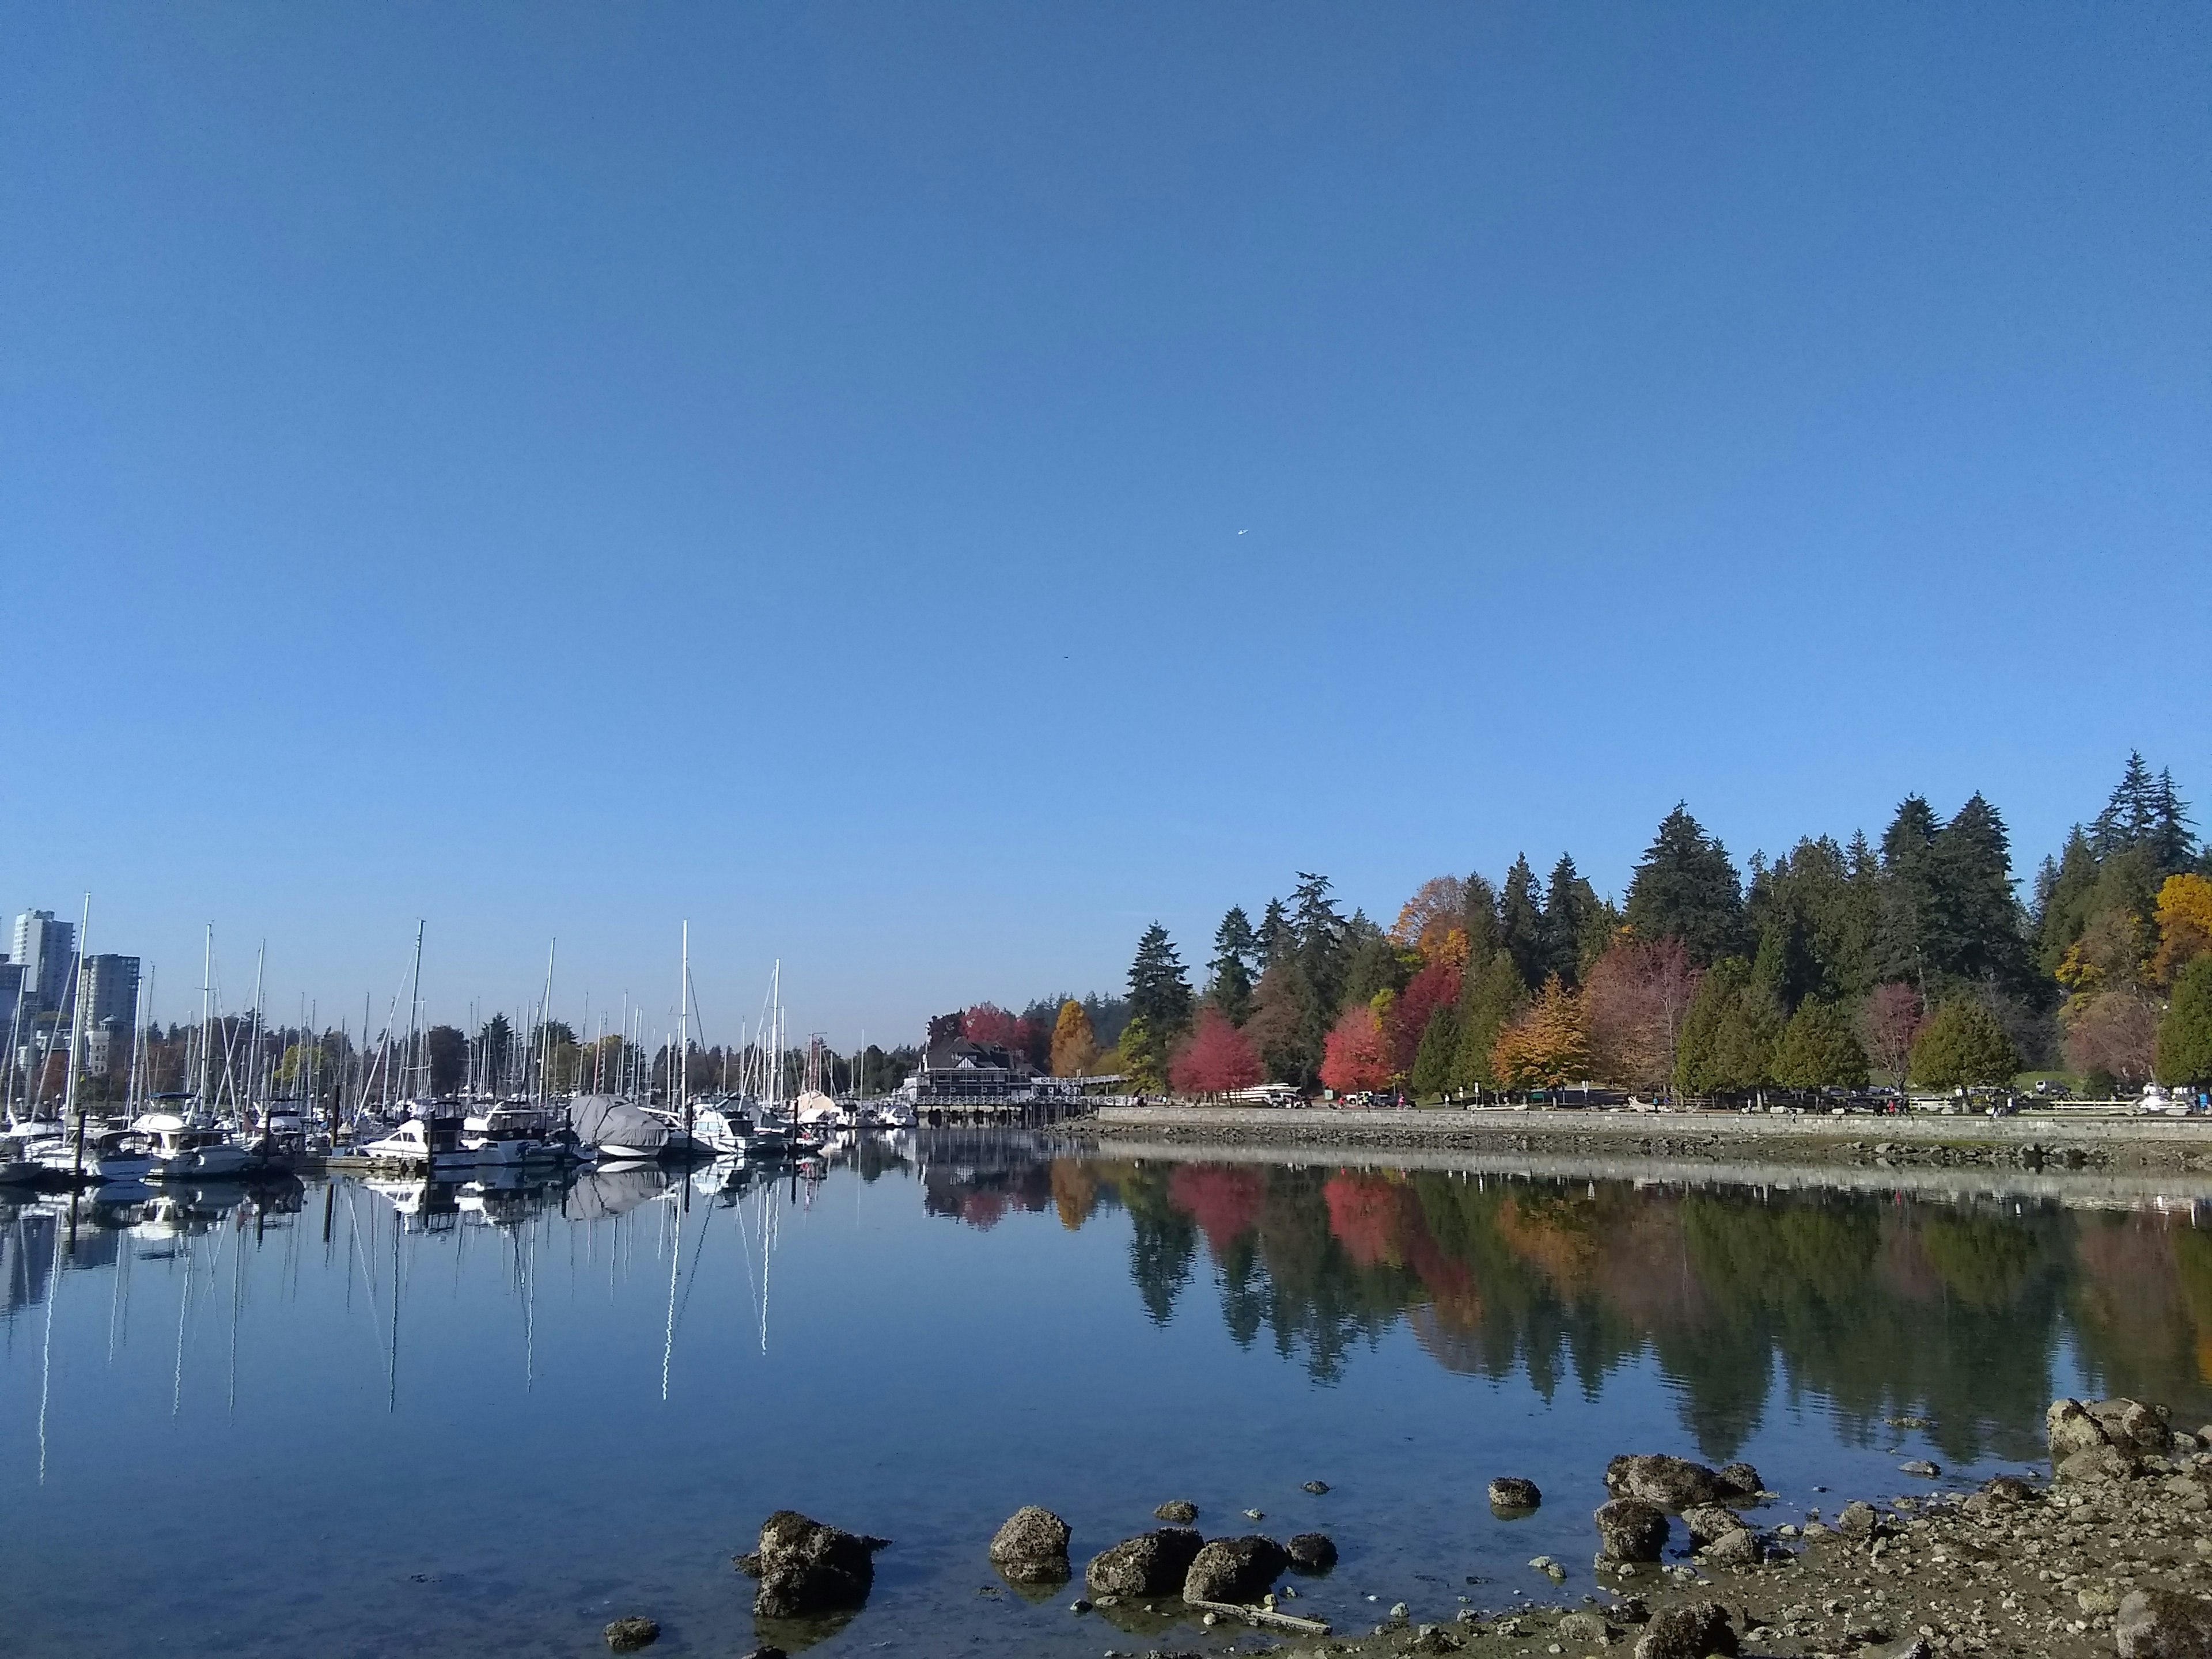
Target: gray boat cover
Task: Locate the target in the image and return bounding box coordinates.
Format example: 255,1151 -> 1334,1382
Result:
566,1094 -> 670,1154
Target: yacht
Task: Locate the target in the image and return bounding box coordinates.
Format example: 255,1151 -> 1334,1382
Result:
360,1115 -> 475,1174
0,1127 -> 59,1185
461,1105 -> 562,1166
142,1113 -> 263,1181
90,1127 -> 158,1183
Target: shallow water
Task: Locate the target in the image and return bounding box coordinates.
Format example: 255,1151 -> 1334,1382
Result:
4,1132 -> 2211,1657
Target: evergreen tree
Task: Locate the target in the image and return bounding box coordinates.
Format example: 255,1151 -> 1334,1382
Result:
1343,933 -> 1416,1009
1770,998 -> 1869,1089
1410,1006 -> 1459,1100
1673,957 -> 1781,1095
1499,855 -> 1548,988
1127,924 -> 1194,1035
1925,793 -> 2036,997
1623,805 -> 1748,967
1119,1015 -> 1169,1092
1460,873 -> 1503,965
1282,872 -> 1350,1085
1490,975 -> 1590,1090
1207,906 -> 1259,1025
1876,795 -> 1942,988
1541,853 -> 1606,988
2150,769 -> 2199,874
2157,956 -> 2212,1086
1746,836 -> 1869,1010
1451,950 -> 1527,1092
2092,751 -> 2160,861
1256,897 -> 1294,968
1910,998 -> 2018,1090
2036,828 -> 2101,973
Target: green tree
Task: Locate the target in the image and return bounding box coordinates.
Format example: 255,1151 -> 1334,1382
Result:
1909,998 -> 2018,1090
1541,853 -> 1609,988
1770,998 -> 1869,1089
1207,906 -> 1259,1024
1624,805 -> 1747,967
1926,793 -> 2037,998
1876,795 -> 1942,988
2157,956 -> 2212,1086
1343,932 -> 1418,1009
1460,872 -> 1503,965
1128,923 -> 1194,1035
1256,897 -> 1294,968
1673,957 -> 1781,1095
1451,949 -> 1527,1092
1119,1015 -> 1169,1092
1747,835 -> 1874,1010
1499,854 -> 1547,988
1409,1006 -> 1459,1101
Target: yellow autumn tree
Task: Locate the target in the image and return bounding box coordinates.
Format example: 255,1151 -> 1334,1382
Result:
1050,999 -> 1100,1077
1490,975 -> 1591,1090
2155,874 -> 2212,987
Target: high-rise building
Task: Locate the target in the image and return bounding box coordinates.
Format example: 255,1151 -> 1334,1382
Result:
79,954 -> 140,1033
9,911 -> 76,1014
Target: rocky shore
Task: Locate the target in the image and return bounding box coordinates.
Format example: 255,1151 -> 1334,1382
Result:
1024,1395 -> 2212,1659
1071,1105 -> 2212,1178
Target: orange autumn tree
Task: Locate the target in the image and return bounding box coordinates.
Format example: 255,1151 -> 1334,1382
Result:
1490,975 -> 1590,1089
1320,1001 -> 1394,1093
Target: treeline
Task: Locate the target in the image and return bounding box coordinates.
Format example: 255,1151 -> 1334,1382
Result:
989,754 -> 2212,1100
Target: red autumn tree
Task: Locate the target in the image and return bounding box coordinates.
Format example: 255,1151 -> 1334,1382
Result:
1169,1006 -> 1264,1096
961,1003 -> 1023,1050
1320,1002 -> 1394,1094
1582,935 -> 1699,1091
1387,957 -> 1464,1077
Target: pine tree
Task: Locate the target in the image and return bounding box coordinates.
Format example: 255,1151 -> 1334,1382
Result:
1926,793 -> 2036,996
1451,950 -> 1527,1092
1541,853 -> 1604,988
1461,873 -> 1503,965
1909,998 -> 2017,1090
2157,956 -> 2212,1086
2092,752 -> 2160,861
1499,855 -> 1547,988
1623,805 -> 1748,967
2150,769 -> 2199,874
1409,1006 -> 1459,1101
2036,827 -> 2101,973
1207,907 -> 1259,1025
1257,897 -> 1293,968
1127,923 -> 1194,1035
1673,957 -> 1780,1095
1770,998 -> 1869,1089
1876,795 -> 1942,988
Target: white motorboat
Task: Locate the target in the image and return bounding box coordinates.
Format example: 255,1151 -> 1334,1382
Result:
0,1129 -> 55,1185
142,1113 -> 262,1181
462,1105 -> 562,1165
873,1100 -> 918,1130
360,1116 -> 475,1173
90,1127 -> 158,1183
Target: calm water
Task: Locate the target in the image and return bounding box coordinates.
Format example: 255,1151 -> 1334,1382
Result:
5,1132 -> 2212,1657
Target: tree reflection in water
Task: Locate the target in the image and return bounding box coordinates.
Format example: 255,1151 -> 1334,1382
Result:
926,1147 -> 2212,1468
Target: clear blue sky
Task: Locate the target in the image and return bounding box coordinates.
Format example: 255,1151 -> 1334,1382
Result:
5,3 -> 2206,1047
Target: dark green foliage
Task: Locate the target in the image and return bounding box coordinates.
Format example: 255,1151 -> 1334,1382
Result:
1410,1006 -> 1459,1100
1674,957 -> 1782,1095
2158,957 -> 2212,1086
2035,828 -> 2103,973
1624,805 -> 1748,967
1541,853 -> 1608,988
1499,854 -> 1548,988
2094,752 -> 2198,872
1208,906 -> 1259,1025
1453,949 -> 1527,1091
1127,923 -> 1193,1034
1910,998 -> 2018,1090
1257,897 -> 1293,968
1460,873 -> 1503,964
1343,933 -> 1418,1009
1747,836 -> 1878,1011
425,1025 -> 467,1094
1927,794 -> 2037,996
1876,795 -> 1942,986
1770,998 -> 1869,1089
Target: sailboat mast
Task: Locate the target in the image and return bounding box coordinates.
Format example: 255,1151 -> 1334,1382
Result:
61,895 -> 90,1143
403,922 -> 425,1108
677,922 -> 691,1138
200,925 -> 214,1117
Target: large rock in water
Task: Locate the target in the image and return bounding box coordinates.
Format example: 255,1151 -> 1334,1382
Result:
1084,1528 -> 1204,1597
2092,1397 -> 2176,1453
1634,1600 -> 1738,1659
1285,1532 -> 1338,1573
1594,1498 -> 1669,1563
988,1506 -> 1070,1583
745,1511 -> 882,1618
1184,1536 -> 1290,1604
2048,1398 -> 2115,1461
2118,1588 -> 2212,1658
1487,1476 -> 1541,1512
1605,1454 -> 1751,1510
